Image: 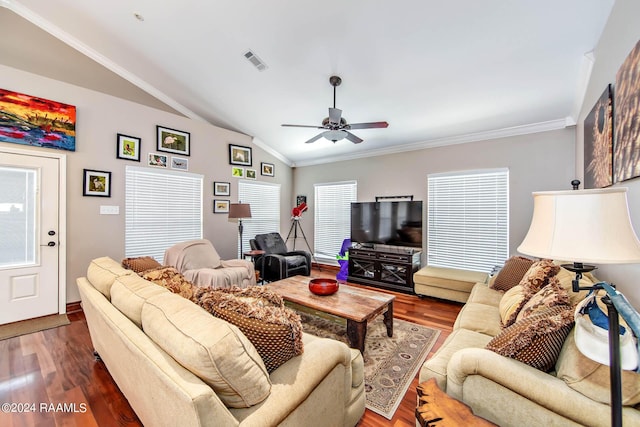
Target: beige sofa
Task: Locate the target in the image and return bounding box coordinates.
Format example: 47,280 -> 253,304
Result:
77,257 -> 365,427
419,271 -> 640,427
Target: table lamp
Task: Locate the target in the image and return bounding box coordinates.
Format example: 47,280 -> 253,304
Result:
228,202 -> 252,255
517,184 -> 640,427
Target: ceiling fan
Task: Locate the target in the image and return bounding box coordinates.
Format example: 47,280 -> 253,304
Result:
282,75 -> 389,144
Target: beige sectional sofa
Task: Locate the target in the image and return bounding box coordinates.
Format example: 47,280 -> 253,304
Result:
419,269 -> 640,427
77,257 -> 365,427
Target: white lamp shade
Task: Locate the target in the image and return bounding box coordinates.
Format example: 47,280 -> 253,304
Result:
517,188 -> 640,264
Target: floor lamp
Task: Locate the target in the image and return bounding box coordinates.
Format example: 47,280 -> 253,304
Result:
517,186 -> 640,427
228,202 -> 252,256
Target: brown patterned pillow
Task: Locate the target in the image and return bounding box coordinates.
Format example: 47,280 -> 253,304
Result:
486,305 -> 574,372
490,256 -> 534,291
516,277 -> 570,322
193,286 -> 303,373
122,256 -> 162,273
141,266 -> 197,300
519,259 -> 560,293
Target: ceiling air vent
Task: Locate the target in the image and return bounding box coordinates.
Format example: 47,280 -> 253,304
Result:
244,50 -> 268,71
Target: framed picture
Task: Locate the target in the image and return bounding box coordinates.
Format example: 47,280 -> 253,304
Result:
246,169 -> 257,180
0,88 -> 76,151
157,125 -> 190,156
261,162 -> 275,176
614,39 -> 640,183
214,199 -> 230,213
229,144 -> 252,166
148,152 -> 168,168
584,85 -> 613,189
116,133 -> 141,161
296,195 -> 307,206
171,156 -> 189,170
214,181 -> 230,196
83,169 -> 111,197
231,166 -> 244,178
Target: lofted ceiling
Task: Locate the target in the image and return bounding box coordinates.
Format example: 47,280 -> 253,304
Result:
1,0 -> 614,166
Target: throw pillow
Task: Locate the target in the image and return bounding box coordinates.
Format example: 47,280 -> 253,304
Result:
193,286 -> 304,373
519,259 -> 560,293
490,256 -> 535,291
515,277 -> 570,322
141,266 -> 197,300
121,256 -> 162,274
498,285 -> 526,327
486,305 -> 575,372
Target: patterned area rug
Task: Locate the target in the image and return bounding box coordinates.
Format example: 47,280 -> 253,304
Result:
299,312 -> 440,419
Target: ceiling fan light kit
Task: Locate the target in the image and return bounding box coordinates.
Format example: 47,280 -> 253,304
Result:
282,75 -> 388,144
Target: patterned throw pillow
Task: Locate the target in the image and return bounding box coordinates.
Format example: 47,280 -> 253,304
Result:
486,305 -> 575,372
141,266 -> 197,300
121,256 -> 162,274
516,277 -> 570,322
519,259 -> 560,293
193,286 -> 304,373
490,256 -> 535,291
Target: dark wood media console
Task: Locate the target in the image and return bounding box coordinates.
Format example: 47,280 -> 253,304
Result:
348,244 -> 421,293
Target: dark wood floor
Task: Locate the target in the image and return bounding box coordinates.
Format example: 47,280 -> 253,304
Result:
0,269 -> 463,427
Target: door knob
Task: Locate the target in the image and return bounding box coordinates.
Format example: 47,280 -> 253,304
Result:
47,241 -> 56,247
48,230 -> 56,236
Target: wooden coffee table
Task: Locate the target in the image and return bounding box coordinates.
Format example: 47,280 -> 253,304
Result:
265,275 -> 395,354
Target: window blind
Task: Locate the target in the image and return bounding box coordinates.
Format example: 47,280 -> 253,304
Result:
427,169 -> 508,273
125,166 -> 203,261
238,181 -> 280,257
314,181 -> 357,263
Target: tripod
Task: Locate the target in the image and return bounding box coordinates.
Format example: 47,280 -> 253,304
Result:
285,217 -> 319,268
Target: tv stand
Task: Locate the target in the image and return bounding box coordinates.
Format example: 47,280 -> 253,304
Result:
348,244 -> 421,293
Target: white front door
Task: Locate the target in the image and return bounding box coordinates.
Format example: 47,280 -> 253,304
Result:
0,151 -> 60,324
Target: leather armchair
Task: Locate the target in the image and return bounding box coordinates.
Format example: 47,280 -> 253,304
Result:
250,232 -> 311,282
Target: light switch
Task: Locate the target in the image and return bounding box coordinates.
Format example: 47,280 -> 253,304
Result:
100,205 -> 120,215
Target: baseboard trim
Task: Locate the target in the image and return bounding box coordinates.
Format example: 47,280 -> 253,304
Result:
66,301 -> 82,314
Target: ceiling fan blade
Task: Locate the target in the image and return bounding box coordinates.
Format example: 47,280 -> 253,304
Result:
344,131 -> 363,144
282,124 -> 325,129
304,133 -> 325,144
347,121 -> 389,130
328,107 -> 342,124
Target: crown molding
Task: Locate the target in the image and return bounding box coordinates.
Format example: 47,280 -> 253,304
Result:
251,137 -> 292,166
292,118 -> 569,167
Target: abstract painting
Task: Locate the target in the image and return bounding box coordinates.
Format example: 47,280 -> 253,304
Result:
584,85 -> 613,188
0,88 -> 76,151
614,39 -> 640,182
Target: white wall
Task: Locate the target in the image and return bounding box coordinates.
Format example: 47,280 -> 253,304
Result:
294,127 -> 576,264
0,64 -> 292,303
575,0 -> 640,308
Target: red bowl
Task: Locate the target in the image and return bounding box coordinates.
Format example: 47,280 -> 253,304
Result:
308,278 -> 339,296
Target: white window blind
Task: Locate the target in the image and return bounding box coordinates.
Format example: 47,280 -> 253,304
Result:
238,181 -> 280,256
125,166 -> 203,261
427,169 -> 508,273
314,181 -> 357,263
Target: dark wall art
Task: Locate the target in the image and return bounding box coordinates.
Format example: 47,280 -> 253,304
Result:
584,85 -> 613,188
614,39 -> 640,183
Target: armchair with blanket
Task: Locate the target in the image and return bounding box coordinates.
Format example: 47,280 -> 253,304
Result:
250,232 -> 312,282
164,239 -> 256,289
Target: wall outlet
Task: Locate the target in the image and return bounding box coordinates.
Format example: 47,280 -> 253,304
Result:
100,205 -> 119,215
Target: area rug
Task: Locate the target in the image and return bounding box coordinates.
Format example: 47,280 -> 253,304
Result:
299,312 -> 440,419
0,314 -> 70,340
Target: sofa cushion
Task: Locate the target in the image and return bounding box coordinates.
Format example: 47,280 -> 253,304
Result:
498,285 -> 526,327
193,286 -> 304,373
141,266 -> 197,300
556,332 -> 640,406
142,292 -> 271,408
110,274 -> 169,328
490,256 -> 534,291
87,256 -> 135,299
121,256 -> 162,273
414,266 -> 488,293
486,305 -> 575,372
453,302 -> 502,337
515,277 -> 570,322
467,283 -> 503,307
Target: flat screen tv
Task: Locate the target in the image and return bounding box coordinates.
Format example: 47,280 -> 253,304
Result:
350,201 -> 423,248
